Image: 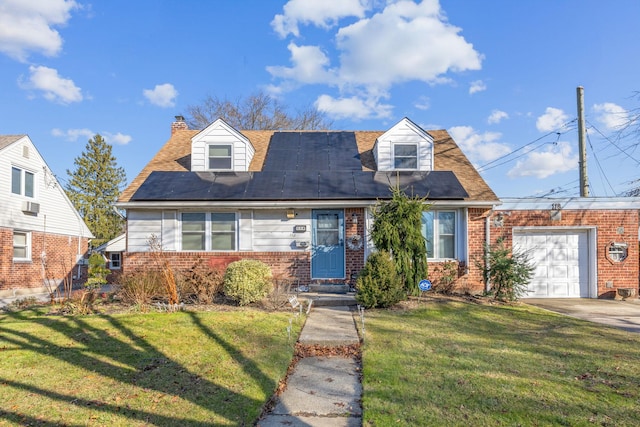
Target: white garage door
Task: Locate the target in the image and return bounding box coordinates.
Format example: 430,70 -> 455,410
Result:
513,230 -> 589,298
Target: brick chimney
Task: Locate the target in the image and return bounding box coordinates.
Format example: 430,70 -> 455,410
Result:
171,115 -> 188,134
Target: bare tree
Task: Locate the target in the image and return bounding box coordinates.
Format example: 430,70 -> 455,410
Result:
616,92 -> 640,196
184,91 -> 332,130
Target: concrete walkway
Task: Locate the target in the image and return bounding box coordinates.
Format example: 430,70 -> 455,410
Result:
257,306 -> 362,427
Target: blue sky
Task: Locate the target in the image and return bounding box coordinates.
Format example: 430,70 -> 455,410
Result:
1,0 -> 639,198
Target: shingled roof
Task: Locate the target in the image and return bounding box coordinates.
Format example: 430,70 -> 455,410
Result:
119,128 -> 497,203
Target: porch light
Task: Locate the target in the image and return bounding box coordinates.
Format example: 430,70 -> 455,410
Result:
351,212 -> 358,224
286,209 -> 296,219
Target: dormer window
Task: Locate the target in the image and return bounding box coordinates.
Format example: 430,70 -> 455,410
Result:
208,145 -> 232,170
393,144 -> 418,169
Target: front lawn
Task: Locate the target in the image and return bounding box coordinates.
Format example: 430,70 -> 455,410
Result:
362,298 -> 640,426
0,307 -> 301,426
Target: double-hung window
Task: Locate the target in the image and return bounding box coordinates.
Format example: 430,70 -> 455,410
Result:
181,212 -> 236,251
393,144 -> 418,169
182,213 -> 206,250
110,253 -> 122,269
11,167 -> 35,197
422,211 -> 456,259
13,231 -> 31,261
208,145 -> 232,170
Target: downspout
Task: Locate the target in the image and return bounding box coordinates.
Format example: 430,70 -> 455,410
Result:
484,209 -> 492,293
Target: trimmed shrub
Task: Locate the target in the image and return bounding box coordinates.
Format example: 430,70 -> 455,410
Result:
223,259 -> 273,306
356,251 -> 405,308
476,238 -> 534,301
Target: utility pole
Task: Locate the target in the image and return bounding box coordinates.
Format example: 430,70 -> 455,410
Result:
576,86 -> 589,197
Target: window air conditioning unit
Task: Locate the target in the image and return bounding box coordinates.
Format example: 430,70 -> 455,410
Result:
22,201 -> 40,214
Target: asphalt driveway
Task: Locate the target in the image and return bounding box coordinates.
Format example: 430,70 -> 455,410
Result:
524,298 -> 640,333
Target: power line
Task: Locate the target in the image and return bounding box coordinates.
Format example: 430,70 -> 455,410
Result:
586,120 -> 640,165
585,129 -> 616,196
476,119 -> 577,173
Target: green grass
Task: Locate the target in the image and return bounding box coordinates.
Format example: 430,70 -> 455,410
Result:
0,306 -> 302,426
361,300 -> 640,426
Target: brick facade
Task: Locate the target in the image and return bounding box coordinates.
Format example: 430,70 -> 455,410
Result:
124,251 -> 312,284
0,227 -> 89,293
490,208 -> 639,298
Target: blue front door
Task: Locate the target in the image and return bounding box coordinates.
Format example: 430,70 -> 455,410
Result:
311,210 -> 345,279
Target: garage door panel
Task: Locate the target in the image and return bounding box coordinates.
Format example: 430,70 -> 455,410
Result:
551,265 -> 568,279
515,230 -> 590,298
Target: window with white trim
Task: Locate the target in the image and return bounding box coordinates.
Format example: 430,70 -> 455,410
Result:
13,230 -> 31,261
11,167 -> 35,197
421,211 -> 456,259
393,144 -> 418,169
181,212 -> 236,251
208,144 -> 232,170
109,253 -> 121,269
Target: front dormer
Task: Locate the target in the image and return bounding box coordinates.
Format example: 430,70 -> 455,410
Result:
373,117 -> 434,171
190,118 -> 255,172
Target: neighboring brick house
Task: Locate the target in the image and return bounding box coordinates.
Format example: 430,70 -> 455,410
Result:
116,117 -> 500,293
0,135 -> 94,296
494,198 -> 640,299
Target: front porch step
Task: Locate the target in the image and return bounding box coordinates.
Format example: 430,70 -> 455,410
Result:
298,292 -> 357,307
308,283 -> 350,294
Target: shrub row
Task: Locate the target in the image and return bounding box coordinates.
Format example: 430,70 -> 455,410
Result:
117,258 -> 273,307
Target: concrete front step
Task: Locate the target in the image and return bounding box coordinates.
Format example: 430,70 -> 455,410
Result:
308,283 -> 350,294
298,292 -> 357,307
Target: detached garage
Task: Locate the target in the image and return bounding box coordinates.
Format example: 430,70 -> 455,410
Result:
493,197 -> 640,299
512,228 -> 595,298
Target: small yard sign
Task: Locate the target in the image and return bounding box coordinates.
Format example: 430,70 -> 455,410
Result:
419,279 -> 432,292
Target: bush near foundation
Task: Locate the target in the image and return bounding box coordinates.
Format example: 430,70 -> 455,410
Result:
223,259 -> 273,306
356,251 -> 405,308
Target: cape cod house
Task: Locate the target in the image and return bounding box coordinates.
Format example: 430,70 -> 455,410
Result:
117,117 -> 500,292
0,135 -> 94,296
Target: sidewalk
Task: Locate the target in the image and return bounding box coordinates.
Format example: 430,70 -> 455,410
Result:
257,306 -> 362,427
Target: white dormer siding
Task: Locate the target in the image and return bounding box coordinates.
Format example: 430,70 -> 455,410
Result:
190,118 -> 255,172
373,117 -> 434,171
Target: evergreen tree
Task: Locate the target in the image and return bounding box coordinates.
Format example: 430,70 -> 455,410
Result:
370,188 -> 429,295
66,134 -> 126,247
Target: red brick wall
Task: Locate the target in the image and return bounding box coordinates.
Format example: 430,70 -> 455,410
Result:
0,227 -> 90,291
490,209 -> 639,298
124,251 -> 312,284
345,207 -> 365,284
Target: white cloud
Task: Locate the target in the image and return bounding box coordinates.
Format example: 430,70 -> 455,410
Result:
271,0 -> 368,38
448,125 -> 511,163
469,80 -> 486,95
414,96 -> 430,111
143,83 -> 178,107
335,1 -> 482,89
20,65 -> 83,104
52,128 -> 132,145
268,0 -> 483,121
103,132 -> 132,145
266,43 -> 336,85
536,107 -> 569,132
51,127 -> 93,141
0,0 -> 79,61
487,109 -> 508,124
593,102 -> 627,130
507,141 -> 577,179
315,94 -> 393,120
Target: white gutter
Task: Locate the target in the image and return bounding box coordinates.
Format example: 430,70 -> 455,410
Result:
116,199 -> 502,210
